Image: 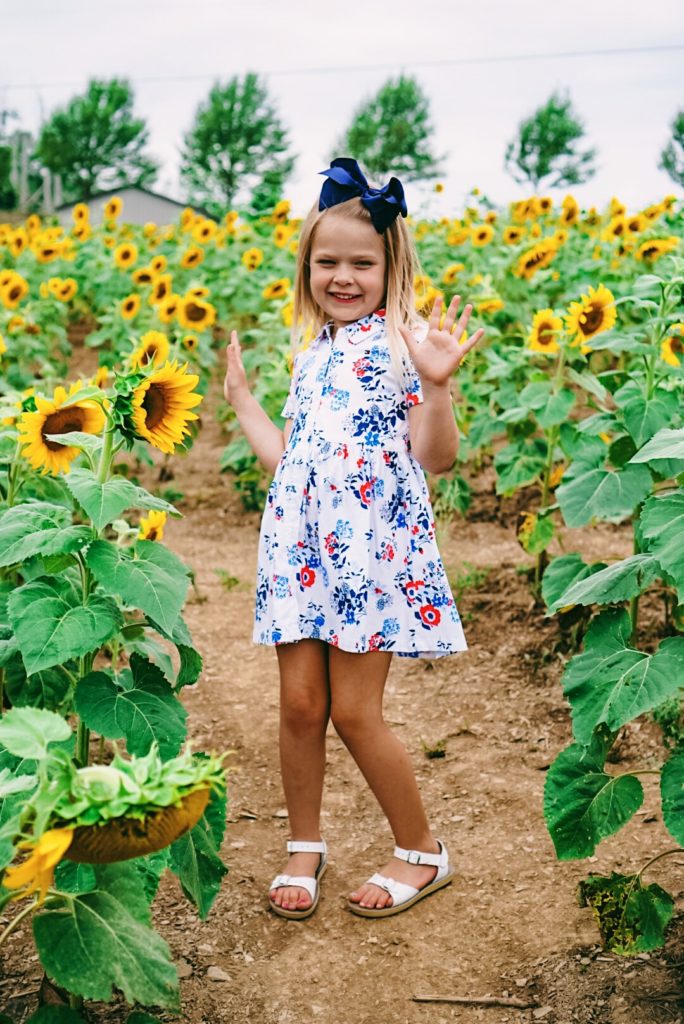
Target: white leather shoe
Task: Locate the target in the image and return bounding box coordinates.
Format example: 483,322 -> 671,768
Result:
269,839 -> 327,920
348,840 -> 453,918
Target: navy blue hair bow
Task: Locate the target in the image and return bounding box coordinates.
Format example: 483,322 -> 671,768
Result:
318,157 -> 407,233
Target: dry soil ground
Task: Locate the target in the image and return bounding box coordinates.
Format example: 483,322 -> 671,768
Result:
2,362 -> 684,1024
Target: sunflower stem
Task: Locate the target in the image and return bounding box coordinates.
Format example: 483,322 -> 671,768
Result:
96,424 -> 115,485
75,719 -> 90,768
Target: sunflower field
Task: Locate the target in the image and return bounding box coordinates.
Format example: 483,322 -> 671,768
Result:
0,187 -> 683,1013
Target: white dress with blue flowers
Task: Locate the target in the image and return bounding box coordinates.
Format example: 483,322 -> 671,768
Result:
253,310 -> 467,658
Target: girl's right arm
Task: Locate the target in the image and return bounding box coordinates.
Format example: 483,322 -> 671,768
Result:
223,330 -> 291,476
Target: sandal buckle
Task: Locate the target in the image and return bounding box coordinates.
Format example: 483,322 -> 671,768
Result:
406,850 -> 421,865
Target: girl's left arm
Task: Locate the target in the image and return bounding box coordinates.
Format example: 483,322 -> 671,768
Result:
402,295 -> 484,475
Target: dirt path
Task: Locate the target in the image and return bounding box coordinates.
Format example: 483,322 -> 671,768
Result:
3,371 -> 684,1024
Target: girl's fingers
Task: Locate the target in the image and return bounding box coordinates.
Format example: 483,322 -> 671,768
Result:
458,328 -> 485,360
442,294 -> 461,333
427,295 -> 443,333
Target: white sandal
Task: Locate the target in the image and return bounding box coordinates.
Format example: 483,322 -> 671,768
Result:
268,839 -> 328,920
348,839 -> 453,918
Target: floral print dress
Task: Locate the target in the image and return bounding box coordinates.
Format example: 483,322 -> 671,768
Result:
253,309 -> 467,658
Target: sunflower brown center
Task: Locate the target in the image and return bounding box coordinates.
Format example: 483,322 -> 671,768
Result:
538,323 -> 555,345
185,302 -> 206,322
672,337 -> 683,354
42,409 -> 85,450
8,286 -> 21,301
143,385 -> 166,429
581,302 -> 604,334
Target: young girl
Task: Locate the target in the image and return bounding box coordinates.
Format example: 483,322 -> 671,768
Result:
224,158 -> 484,920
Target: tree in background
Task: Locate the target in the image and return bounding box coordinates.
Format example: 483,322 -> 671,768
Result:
335,75 -> 444,182
181,74 -> 295,215
505,91 -> 597,190
0,109 -> 18,210
659,110 -> 684,187
35,79 -> 158,201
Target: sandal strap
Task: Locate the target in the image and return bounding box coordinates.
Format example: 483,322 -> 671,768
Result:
287,839 -> 327,855
367,872 -> 418,904
393,839 -> 448,868
270,873 -> 317,901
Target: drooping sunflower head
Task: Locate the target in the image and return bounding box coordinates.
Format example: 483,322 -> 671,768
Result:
565,284 -> 617,345
129,360 -> 202,454
17,381 -> 106,476
528,309 -> 564,354
130,331 -> 171,370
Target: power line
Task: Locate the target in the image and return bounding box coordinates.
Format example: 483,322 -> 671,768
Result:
2,42 -> 683,92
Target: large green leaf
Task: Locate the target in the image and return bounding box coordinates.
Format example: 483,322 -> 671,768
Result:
4,657 -> 72,713
537,388 -> 576,429
578,873 -> 674,954
494,438 -> 547,495
614,382 -> 679,449
0,707 -> 71,759
660,749 -> 684,846
0,502 -> 91,569
556,460 -> 653,527
169,789 -> 228,919
75,655 -> 187,759
542,553 -> 607,612
65,468 -> 179,531
640,492 -> 684,602
149,614 -> 203,690
8,576 -> 122,675
549,554 -> 663,613
86,540 -> 190,634
544,731 -> 643,859
33,862 -> 179,1008
563,609 -> 684,743
631,427 -> 684,463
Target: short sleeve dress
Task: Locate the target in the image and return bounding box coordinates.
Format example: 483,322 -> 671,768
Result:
253,309 -> 467,658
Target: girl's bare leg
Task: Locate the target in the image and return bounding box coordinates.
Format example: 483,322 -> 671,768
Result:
328,647 -> 441,911
269,639 -> 330,912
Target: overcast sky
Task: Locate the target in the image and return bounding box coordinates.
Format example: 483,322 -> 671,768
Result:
2,0 -> 683,215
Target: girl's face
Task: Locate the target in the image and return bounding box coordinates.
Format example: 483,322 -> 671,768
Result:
309,212 -> 386,331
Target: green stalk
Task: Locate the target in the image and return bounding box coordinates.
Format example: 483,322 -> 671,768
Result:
5,440 -> 23,507
96,422 -> 115,485
534,346 -> 568,593
629,525 -> 641,640
0,667 -> 4,718
637,847 -> 684,881
75,718 -> 90,768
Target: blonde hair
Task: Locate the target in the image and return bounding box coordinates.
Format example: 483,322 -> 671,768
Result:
291,197 -> 421,379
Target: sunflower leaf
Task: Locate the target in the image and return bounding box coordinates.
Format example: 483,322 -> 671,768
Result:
75,656 -> 186,759
0,502 -> 92,569
169,788 -> 229,919
577,873 -> 675,954
65,469 -> 179,531
548,554 -> 664,613
542,554 -> 608,612
639,492 -> 684,602
7,576 -> 123,675
0,707 -> 72,760
86,539 -> 190,633
33,862 -> 179,1008
59,384 -> 105,407
44,431 -> 103,455
556,460 -> 653,527
630,428 -> 684,463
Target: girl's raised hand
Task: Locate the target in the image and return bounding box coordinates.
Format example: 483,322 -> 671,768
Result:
223,330 -> 250,408
399,295 -> 485,389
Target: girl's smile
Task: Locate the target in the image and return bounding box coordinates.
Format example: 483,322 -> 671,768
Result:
309,213 -> 386,330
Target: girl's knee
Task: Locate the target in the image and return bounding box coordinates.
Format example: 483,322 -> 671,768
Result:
280,693 -> 329,735
329,702 -> 381,740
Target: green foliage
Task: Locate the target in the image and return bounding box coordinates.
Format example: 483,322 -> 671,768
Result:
35,78 -> 158,201
659,109 -> 684,187
504,90 -> 597,189
0,144 -> 16,210
548,554 -> 663,613
33,862 -> 180,1008
578,873 -> 674,954
336,74 -> 444,182
65,468 -> 179,532
181,73 -> 294,213
169,787 -> 229,919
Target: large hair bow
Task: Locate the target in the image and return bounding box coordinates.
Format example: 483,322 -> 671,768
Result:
318,157 -> 407,233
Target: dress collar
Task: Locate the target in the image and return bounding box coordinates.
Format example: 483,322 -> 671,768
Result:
315,308 -> 387,348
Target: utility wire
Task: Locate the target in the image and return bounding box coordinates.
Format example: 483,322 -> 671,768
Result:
2,42 -> 683,92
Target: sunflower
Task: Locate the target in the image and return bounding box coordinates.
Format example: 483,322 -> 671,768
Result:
9,228 -> 28,257
1,273 -> 29,309
103,196 -> 123,220
56,278 -> 78,302
73,222 -> 92,242
484,211 -> 497,225
262,278 -> 291,300
471,224 -> 495,247
7,315 -> 25,333
138,509 -> 167,541
442,263 -> 465,285
114,243 -> 138,270
3,827 -> 74,905
33,242 -> 61,263
192,219 -> 217,244
129,360 -> 202,454
415,286 -> 442,317
130,331 -> 171,370
661,324 -> 684,367
635,237 -> 679,262
502,226 -> 525,245
150,254 -> 167,273
273,224 -> 295,249
609,198 -> 626,218
25,214 -> 41,235
642,203 -> 663,223
91,366 -> 110,389
528,309 -> 563,353
120,294 -> 141,319
158,293 -> 181,324
224,210 -> 239,230
280,301 -> 294,328
72,203 -> 90,222
271,200 -> 290,224
537,197 -> 553,215
0,333 -> 6,357
560,196 -> 579,226
626,214 -> 647,234
180,207 -> 197,232
177,295 -> 216,331
132,266 -> 157,286
187,286 -> 210,299
477,297 -> 504,315
180,246 -> 204,269
565,284 -> 617,345
434,182 -> 444,193
514,239 -> 558,279
17,381 -> 106,476
601,216 -> 626,242
150,274 -> 173,306
446,226 -> 470,246
182,333 -> 200,351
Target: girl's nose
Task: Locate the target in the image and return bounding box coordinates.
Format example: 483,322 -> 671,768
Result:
332,264 -> 353,285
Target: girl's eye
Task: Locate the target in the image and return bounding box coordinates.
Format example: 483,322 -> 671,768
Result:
317,259 -> 335,265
